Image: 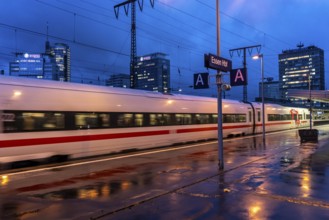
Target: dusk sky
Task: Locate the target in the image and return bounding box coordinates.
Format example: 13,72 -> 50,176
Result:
1,0 -> 329,100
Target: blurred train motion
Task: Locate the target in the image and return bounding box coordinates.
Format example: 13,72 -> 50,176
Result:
0,76 -> 310,168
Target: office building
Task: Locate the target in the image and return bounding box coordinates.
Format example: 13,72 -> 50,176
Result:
106,73 -> 130,88
279,45 -> 325,105
9,53 -> 56,80
133,53 -> 170,93
46,42 -> 71,82
9,41 -> 71,82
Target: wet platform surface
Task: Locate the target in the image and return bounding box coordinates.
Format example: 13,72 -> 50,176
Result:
1,126 -> 329,219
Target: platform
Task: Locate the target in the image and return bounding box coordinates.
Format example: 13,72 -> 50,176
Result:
1,126 -> 329,220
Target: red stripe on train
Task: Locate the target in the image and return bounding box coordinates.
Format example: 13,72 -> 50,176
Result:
256,121 -> 292,126
177,124 -> 252,133
0,121 -> 297,148
0,130 -> 170,148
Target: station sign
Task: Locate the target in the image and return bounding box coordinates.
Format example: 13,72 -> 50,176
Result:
193,72 -> 209,89
230,68 -> 247,86
204,53 -> 232,72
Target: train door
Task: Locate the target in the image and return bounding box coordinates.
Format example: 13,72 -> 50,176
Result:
256,108 -> 261,133
248,109 -> 255,134
290,109 -> 299,128
244,102 -> 256,135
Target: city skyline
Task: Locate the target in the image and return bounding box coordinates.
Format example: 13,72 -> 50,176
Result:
0,0 -> 329,100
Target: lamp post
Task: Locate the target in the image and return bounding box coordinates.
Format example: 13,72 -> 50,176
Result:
252,54 -> 265,144
308,73 -> 312,130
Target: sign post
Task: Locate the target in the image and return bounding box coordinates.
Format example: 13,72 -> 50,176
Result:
196,0 -> 232,170
216,0 -> 222,170
204,56 -> 232,170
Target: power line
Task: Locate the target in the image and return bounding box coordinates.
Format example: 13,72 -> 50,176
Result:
194,0 -> 294,48
3,0 -> 326,97
0,22 -> 129,57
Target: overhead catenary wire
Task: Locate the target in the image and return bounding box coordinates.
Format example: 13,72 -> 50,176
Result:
1,0 -> 327,96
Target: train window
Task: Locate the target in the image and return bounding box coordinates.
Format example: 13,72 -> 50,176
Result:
25,112 -> 65,131
282,114 -> 289,120
135,114 -> 144,126
149,114 -> 157,126
268,114 -> 280,121
44,113 -> 65,129
257,111 -> 261,122
175,114 -> 192,125
223,114 -> 234,123
211,114 -> 218,123
268,114 -> 295,121
112,113 -> 144,127
3,111 -> 65,132
99,114 -> 111,127
223,114 -> 247,123
117,113 -> 134,127
3,110 -> 229,132
298,114 -> 303,120
194,114 -> 210,124
237,114 -> 246,122
149,113 -> 172,126
249,111 -> 252,122
75,113 -> 99,129
23,113 -> 43,130
162,114 -> 172,125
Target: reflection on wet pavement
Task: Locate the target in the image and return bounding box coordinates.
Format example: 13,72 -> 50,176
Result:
1,127 -> 329,219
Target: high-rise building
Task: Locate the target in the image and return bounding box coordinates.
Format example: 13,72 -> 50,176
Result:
46,42 -> 71,82
9,41 -> 71,82
9,53 -> 56,80
279,45 -> 325,105
133,53 -> 170,93
106,73 -> 130,88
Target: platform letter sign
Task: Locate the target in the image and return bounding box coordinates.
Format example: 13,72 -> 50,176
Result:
230,68 -> 247,86
194,73 -> 209,89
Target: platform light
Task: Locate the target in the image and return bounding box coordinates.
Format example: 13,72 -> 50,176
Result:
253,54 -> 265,144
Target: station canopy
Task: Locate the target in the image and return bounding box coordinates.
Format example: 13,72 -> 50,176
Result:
287,89 -> 329,103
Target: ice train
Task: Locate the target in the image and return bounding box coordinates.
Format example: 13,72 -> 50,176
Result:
0,76 -> 310,167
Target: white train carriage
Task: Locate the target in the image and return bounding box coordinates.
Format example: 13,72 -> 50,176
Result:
263,103 -> 309,132
0,76 -> 309,166
250,102 -> 310,133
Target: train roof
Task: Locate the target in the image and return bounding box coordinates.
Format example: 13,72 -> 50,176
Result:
0,75 -> 246,105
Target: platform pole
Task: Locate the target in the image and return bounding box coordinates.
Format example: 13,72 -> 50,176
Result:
216,0 -> 224,170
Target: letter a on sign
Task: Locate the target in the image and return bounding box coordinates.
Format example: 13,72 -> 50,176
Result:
193,73 -> 209,89
230,68 -> 247,87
